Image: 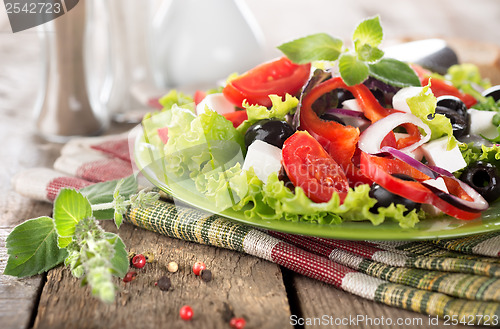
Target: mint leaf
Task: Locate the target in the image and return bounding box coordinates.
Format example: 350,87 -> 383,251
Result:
339,53 -> 369,86
105,233 -> 128,278
368,58 -> 421,87
53,189 -> 92,248
277,33 -> 343,64
4,216 -> 68,277
353,16 -> 383,50
356,43 -> 384,63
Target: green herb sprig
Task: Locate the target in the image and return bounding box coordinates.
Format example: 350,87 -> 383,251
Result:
277,16 -> 421,87
3,175 -> 157,303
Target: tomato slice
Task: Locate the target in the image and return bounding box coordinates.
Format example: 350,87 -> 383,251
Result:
282,131 -> 349,203
222,110 -> 248,128
223,57 -> 311,108
193,90 -> 207,105
360,152 -> 481,220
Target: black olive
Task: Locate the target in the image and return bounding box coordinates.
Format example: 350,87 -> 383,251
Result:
244,119 -> 295,149
482,85 -> 500,102
369,174 -> 421,214
459,161 -> 500,202
434,105 -> 470,137
278,166 -> 295,192
319,113 -> 346,125
436,96 -> 468,118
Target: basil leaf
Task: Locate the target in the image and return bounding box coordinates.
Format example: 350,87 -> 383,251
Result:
339,53 -> 369,86
4,216 -> 68,277
277,33 -> 343,64
80,175 -> 138,220
368,58 -> 421,87
356,43 -> 384,63
80,175 -> 137,205
353,16 -> 383,49
53,189 -> 92,248
104,233 -> 128,278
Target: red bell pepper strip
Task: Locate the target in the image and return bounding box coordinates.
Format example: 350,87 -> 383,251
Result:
360,151 -> 481,220
411,64 -> 477,108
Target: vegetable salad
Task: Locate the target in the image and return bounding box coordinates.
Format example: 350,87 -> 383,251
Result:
142,17 -> 500,228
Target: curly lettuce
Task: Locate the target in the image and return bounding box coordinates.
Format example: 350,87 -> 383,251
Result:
195,163 -> 422,228
406,82 -> 457,150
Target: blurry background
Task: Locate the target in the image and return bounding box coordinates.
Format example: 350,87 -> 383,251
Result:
0,0 -> 499,130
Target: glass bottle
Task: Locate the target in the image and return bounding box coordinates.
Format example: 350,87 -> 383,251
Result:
35,1 -> 107,143
151,0 -> 265,89
96,0 -> 160,123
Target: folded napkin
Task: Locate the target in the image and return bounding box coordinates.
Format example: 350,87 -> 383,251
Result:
12,133 -> 500,324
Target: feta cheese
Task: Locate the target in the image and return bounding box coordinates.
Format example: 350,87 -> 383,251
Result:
467,109 -> 498,139
421,177 -> 448,216
196,93 -> 235,115
392,87 -> 425,113
242,140 -> 282,183
420,136 -> 466,173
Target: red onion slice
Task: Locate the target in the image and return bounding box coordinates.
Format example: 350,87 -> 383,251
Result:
382,145 -> 488,212
380,146 -> 438,179
325,108 -> 366,118
358,112 -> 431,154
422,177 -> 489,213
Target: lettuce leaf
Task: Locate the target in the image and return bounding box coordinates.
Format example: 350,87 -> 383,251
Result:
406,82 -> 457,150
195,164 -> 422,228
236,94 -> 299,134
460,143 -> 500,168
164,107 -> 245,178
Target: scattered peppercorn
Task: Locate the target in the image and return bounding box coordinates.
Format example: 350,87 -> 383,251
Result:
167,261 -> 179,273
200,269 -> 212,282
155,276 -> 171,291
144,251 -> 155,263
179,305 -> 194,321
132,254 -> 147,269
192,261 -> 206,276
230,317 -> 246,329
123,271 -> 137,283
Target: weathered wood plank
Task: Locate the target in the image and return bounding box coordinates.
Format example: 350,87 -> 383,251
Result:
33,221 -> 293,329
290,274 -> 491,329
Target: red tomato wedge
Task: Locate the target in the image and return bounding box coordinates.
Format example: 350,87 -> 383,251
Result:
223,57 -> 311,108
282,131 -> 349,203
222,110 -> 248,128
193,90 -> 207,105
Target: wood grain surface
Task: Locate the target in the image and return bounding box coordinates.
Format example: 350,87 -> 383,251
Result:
33,221 -> 292,329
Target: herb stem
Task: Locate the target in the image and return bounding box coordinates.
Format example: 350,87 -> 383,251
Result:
91,201 -> 131,211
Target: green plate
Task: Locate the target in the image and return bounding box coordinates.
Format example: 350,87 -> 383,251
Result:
134,132 -> 500,241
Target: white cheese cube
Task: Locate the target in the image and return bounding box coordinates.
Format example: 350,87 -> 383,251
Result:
467,109 -> 498,139
420,137 -> 466,173
392,87 -> 425,113
342,99 -> 363,112
421,177 -> 448,216
423,177 -> 448,192
196,93 -> 235,115
242,140 -> 282,183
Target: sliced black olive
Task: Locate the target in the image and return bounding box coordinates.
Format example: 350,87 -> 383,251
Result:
319,113 -> 346,125
434,105 -> 469,137
459,161 -> 500,203
436,96 -> 468,118
482,85 -> 500,102
278,166 -> 295,192
244,119 -> 295,149
369,174 -> 421,215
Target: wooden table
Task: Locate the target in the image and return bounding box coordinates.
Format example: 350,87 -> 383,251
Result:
2,12 -> 499,329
